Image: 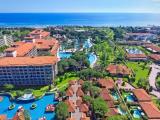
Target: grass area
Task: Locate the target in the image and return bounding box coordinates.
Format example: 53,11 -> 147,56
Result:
126,61 -> 150,87
156,75 -> 160,88
55,72 -> 79,91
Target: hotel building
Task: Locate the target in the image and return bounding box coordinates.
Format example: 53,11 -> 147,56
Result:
27,29 -> 50,39
0,35 -> 14,47
0,56 -> 58,86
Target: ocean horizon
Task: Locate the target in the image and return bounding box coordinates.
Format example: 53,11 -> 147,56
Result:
0,13 -> 160,27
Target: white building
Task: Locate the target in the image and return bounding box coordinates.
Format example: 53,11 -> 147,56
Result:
0,35 -> 14,47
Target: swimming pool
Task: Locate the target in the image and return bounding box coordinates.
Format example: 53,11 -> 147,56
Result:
132,109 -> 143,118
58,52 -> 72,59
83,39 -> 92,49
126,94 -> 136,102
111,91 -> 119,101
88,53 -> 97,66
0,94 -> 58,120
126,48 -> 143,54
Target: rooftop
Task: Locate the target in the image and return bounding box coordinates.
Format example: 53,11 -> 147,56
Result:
149,54 -> 160,61
126,54 -> 147,59
106,64 -> 131,76
100,89 -> 113,101
0,115 -> 7,120
29,29 -> 50,38
76,87 -> 84,97
145,44 -> 160,53
0,56 -> 58,66
133,89 -> 151,102
98,78 -> 115,89
79,104 -> 89,113
140,102 -> 160,119
5,42 -> 36,57
65,100 -> 75,113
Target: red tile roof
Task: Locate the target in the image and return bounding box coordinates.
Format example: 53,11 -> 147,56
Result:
145,44 -> 160,53
106,101 -> 115,108
76,87 -> 84,97
0,115 -> 7,120
106,64 -> 131,76
149,54 -> 160,61
98,78 -> 115,89
65,100 -> 75,113
133,89 -> 151,102
5,42 -> 36,57
80,113 -> 90,120
29,29 -> 50,39
79,104 -> 89,113
69,80 -> 76,85
0,56 -> 58,66
100,89 -> 113,101
76,97 -> 82,107
35,39 -> 58,50
105,108 -> 118,117
126,54 -> 147,59
66,87 -> 74,97
140,102 -> 160,119
78,79 -> 84,85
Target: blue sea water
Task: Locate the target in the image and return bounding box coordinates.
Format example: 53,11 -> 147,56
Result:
0,13 -> 160,27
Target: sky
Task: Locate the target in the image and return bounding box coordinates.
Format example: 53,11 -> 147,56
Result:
0,0 -> 160,13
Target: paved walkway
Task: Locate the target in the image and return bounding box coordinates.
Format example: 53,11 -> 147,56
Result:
149,64 -> 160,98
69,81 -> 82,120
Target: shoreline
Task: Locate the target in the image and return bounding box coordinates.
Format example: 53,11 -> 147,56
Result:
0,24 -> 160,28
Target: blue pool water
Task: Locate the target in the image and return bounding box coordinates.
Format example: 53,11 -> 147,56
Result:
111,92 -> 119,101
88,53 -> 97,65
83,39 -> 92,49
132,109 -> 142,118
58,52 -> 72,59
126,94 -> 136,102
126,48 -> 143,54
0,94 -> 58,120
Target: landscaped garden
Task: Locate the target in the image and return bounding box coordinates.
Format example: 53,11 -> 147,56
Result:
126,61 -> 150,88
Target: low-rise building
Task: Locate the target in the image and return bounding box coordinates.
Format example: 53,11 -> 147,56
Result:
106,64 -> 131,77
149,54 -> 160,63
28,29 -> 50,39
0,56 -> 58,86
144,44 -> 160,53
126,32 -> 157,41
126,53 -> 147,61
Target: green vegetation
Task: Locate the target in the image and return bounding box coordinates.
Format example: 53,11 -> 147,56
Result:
92,97 -> 109,119
0,45 -> 8,52
156,74 -> 160,88
24,109 -> 31,120
107,115 -> 128,120
77,68 -> 103,80
126,62 -> 150,88
55,72 -> 79,91
55,102 -> 69,120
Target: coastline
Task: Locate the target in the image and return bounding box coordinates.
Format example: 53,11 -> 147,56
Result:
0,13 -> 160,27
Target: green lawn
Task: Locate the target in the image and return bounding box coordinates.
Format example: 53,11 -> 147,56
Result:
126,62 -> 150,86
55,72 -> 79,91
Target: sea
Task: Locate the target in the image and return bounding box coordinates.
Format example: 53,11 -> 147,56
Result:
0,13 -> 160,27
